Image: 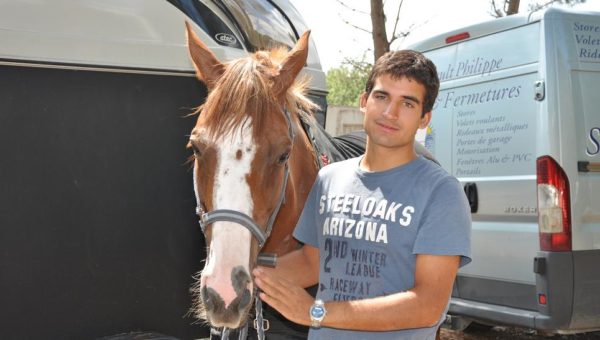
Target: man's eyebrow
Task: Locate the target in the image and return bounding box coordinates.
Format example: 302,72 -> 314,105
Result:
371,89 -> 389,96
402,95 -> 421,104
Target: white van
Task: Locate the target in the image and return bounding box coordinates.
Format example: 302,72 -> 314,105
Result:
410,7 -> 600,334
0,1 -> 326,339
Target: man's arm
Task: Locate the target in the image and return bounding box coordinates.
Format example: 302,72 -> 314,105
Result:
322,254 -> 459,330
254,253 -> 460,330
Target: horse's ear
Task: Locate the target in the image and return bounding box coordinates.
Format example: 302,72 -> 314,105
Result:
273,30 -> 311,98
185,21 -> 225,90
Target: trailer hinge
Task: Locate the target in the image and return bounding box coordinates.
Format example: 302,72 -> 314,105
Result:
534,80 -> 545,101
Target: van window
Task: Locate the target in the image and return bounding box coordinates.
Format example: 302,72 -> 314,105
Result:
167,0 -> 244,49
219,0 -> 297,51
167,0 -> 298,52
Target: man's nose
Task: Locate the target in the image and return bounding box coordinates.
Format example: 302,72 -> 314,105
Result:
382,102 -> 401,119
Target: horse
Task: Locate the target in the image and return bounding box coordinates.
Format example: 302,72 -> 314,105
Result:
184,22 -> 322,337
183,22 -> 437,338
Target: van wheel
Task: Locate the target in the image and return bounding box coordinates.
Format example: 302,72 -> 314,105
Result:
463,321 -> 494,333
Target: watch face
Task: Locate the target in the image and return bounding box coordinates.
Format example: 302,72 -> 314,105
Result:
311,305 -> 325,319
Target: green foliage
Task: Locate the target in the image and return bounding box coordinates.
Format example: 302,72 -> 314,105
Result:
326,57 -> 372,107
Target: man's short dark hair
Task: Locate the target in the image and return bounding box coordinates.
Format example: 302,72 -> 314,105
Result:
365,50 -> 440,116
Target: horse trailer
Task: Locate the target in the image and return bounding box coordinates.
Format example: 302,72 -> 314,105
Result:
0,1 -> 327,338
410,7 -> 600,334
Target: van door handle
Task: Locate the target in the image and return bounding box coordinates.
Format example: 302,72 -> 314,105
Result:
463,182 -> 478,213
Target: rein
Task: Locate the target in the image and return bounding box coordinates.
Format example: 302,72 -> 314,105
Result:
195,108 -> 295,340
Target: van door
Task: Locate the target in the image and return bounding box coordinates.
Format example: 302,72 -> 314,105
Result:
422,22 -> 542,311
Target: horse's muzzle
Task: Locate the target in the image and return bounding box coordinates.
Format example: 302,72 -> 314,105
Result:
200,266 -> 253,328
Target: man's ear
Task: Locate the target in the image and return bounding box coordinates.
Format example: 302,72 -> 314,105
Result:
419,111 -> 432,129
359,92 -> 368,113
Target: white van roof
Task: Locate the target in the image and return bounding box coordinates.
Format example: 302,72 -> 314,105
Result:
409,7 -> 599,53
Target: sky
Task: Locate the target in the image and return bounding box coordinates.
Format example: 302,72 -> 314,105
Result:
290,0 -> 600,71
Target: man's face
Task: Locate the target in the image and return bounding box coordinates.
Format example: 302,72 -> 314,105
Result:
360,74 -> 431,151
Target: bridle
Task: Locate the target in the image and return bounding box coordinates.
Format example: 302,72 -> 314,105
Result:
194,107 -> 295,340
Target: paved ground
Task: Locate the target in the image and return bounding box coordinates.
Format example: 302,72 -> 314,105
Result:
441,327 -> 600,339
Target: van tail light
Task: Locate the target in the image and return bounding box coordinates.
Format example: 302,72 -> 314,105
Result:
536,156 -> 572,251
445,32 -> 470,44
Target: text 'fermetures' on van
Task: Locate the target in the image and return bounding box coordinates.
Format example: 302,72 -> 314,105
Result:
411,7 -> 600,335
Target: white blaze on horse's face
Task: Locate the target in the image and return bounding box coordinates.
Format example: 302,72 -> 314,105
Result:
199,121 -> 255,324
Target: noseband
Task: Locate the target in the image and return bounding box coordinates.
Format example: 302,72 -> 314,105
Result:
196,164 -> 289,249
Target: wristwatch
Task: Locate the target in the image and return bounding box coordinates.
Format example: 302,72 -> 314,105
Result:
309,299 -> 327,328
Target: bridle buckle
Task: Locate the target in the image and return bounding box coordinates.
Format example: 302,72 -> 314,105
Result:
253,318 -> 270,332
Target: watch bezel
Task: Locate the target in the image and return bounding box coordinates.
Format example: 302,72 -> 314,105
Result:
309,299 -> 326,328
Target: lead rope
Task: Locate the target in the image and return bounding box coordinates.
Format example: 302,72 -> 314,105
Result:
254,293 -> 266,340
238,322 -> 248,340
217,283 -> 269,340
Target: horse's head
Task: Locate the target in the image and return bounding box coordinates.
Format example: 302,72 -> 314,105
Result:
185,23 -> 316,328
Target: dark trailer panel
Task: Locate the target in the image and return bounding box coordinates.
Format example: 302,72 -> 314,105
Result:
0,1 -> 327,339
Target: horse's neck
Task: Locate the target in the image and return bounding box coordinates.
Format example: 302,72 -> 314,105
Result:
300,116 -> 366,167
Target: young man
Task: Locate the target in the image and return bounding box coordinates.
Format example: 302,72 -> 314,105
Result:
253,50 -> 471,339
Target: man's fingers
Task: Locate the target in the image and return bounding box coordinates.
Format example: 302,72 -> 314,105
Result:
254,267 -> 289,296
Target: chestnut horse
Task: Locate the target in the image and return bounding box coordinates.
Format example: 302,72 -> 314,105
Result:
185,23 -> 320,335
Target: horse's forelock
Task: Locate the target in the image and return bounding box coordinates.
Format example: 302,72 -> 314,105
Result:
199,48 -> 317,139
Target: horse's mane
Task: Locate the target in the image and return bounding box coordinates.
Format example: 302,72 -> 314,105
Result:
197,47 -> 318,139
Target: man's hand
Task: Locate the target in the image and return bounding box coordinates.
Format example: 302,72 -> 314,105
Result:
253,266 -> 314,326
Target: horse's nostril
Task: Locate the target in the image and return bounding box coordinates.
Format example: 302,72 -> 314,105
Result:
202,286 -> 225,313
238,289 -> 251,312
231,266 -> 251,295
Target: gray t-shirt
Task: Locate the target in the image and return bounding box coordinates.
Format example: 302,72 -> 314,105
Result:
294,156 -> 472,339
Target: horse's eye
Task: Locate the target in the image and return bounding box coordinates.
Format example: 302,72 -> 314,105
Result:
277,152 -> 290,164
190,143 -> 202,157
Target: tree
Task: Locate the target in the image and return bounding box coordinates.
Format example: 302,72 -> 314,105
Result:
490,0 -> 586,17
326,57 -> 372,107
337,0 -> 411,63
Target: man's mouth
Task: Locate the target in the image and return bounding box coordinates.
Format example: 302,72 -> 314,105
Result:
376,121 -> 399,132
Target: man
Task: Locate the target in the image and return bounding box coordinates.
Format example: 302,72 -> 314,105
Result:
253,50 -> 471,339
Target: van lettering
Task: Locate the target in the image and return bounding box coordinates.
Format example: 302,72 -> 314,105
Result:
587,127 -> 600,156
580,48 -> 600,59
575,34 -> 600,46
456,57 -> 503,77
512,153 -> 532,162
440,86 -> 521,109
574,22 -> 600,33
